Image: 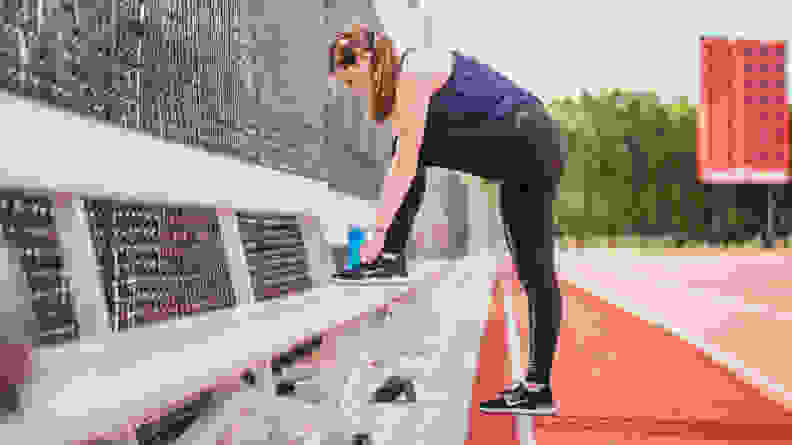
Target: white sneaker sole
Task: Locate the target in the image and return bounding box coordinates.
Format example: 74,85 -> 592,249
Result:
331,276 -> 410,285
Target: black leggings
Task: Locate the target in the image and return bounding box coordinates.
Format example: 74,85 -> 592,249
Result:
500,180 -> 562,385
382,102 -> 565,385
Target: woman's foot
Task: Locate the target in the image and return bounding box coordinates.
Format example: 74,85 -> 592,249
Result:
479,380 -> 559,415
332,252 -> 409,285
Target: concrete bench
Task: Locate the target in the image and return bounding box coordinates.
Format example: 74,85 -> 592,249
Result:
0,91 -> 501,444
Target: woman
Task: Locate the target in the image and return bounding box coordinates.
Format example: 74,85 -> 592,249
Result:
328,24 -> 565,415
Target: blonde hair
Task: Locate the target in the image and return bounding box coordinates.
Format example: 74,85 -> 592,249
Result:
330,25 -> 401,124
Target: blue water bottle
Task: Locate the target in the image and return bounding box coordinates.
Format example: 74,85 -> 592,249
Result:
345,225 -> 366,270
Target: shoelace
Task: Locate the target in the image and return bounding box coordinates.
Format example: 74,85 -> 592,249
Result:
359,254 -> 401,269
497,381 -> 523,397
497,381 -> 545,397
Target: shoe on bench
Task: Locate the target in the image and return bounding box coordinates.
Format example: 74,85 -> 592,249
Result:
332,252 -> 409,285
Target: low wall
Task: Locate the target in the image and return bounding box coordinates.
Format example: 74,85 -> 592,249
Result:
0,91 -> 503,443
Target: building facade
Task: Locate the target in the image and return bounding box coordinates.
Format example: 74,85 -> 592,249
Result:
699,36 -> 788,184
733,39 -> 787,178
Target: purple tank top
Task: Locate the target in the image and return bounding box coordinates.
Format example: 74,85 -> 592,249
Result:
392,49 -> 550,181
413,50 -> 546,180
426,50 -> 543,126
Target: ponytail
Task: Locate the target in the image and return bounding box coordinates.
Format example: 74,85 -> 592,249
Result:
369,35 -> 400,124
330,25 -> 401,124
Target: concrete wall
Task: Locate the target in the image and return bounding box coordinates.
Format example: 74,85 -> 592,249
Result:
237,0 -> 394,202
462,175 -> 500,255
407,168 -> 471,261
7,0 -> 487,266
235,0 -> 437,202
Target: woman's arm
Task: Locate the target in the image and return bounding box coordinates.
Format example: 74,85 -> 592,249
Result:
373,73 -> 430,232
374,133 -> 420,233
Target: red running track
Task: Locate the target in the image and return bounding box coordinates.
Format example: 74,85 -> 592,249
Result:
464,279 -> 792,444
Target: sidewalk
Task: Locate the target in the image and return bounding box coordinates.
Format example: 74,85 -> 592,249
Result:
163,255 -> 472,445
327,253 -> 496,444
275,253 -> 501,445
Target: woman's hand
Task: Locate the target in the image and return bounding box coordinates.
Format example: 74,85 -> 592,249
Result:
359,230 -> 386,264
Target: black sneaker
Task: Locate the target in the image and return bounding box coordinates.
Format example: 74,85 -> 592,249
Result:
332,252 -> 409,285
479,381 -> 559,415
